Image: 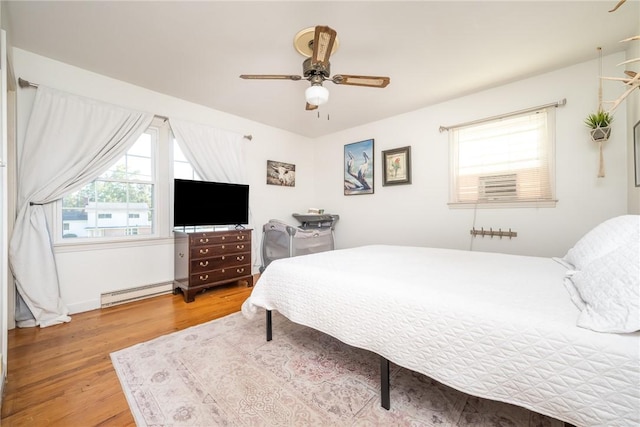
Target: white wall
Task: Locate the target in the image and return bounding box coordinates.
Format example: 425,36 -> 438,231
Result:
313,52 -> 630,258
11,48 -> 316,314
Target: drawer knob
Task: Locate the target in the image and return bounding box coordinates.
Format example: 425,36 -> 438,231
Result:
199,274 -> 209,281
236,244 -> 244,250
237,267 -> 245,273
199,238 -> 209,243
199,248 -> 209,255
221,245 -> 225,250
221,269 -> 225,273
237,235 -> 245,240
237,255 -> 244,261
199,261 -> 209,267
222,236 -> 226,240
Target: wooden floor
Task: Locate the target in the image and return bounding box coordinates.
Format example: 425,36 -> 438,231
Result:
0,281 -> 254,426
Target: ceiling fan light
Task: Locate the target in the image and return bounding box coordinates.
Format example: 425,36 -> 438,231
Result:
305,85 -> 329,106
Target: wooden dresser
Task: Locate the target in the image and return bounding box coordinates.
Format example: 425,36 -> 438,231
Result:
173,229 -> 253,303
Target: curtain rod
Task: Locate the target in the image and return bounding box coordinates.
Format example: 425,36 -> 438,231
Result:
18,77 -> 253,141
18,77 -> 38,89
438,98 -> 567,133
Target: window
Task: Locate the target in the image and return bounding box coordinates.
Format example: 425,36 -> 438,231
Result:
56,119 -> 203,244
449,108 -> 555,207
173,140 -> 201,181
61,130 -> 156,240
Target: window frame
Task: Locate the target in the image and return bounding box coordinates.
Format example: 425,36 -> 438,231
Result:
448,107 -> 557,209
53,117 -> 174,246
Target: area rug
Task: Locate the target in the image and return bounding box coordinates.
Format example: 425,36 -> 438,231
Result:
111,310 -> 563,426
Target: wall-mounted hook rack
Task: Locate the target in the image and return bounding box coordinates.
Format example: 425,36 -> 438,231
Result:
470,227 -> 517,239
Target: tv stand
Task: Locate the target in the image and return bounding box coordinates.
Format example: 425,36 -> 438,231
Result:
173,229 -> 253,303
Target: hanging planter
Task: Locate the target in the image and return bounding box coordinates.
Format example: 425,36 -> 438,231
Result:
584,110 -> 613,177
589,126 -> 611,142
584,110 -> 613,134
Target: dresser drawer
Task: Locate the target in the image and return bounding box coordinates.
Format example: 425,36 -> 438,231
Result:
189,231 -> 251,247
190,253 -> 250,273
190,265 -> 251,286
190,243 -> 250,258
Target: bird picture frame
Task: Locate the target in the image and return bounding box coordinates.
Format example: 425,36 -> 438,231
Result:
344,139 -> 374,195
382,146 -> 412,186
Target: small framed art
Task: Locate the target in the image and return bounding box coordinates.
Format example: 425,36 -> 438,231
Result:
344,139 -> 374,195
266,160 -> 295,187
382,146 -> 411,186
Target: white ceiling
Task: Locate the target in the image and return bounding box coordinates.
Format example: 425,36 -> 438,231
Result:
4,1 -> 639,138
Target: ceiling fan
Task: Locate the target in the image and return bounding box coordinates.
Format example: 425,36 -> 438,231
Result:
239,25 -> 390,111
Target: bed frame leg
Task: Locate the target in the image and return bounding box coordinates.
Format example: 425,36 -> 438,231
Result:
266,310 -> 272,341
380,356 -> 390,410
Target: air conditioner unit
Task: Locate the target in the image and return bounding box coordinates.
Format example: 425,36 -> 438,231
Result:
478,174 -> 517,201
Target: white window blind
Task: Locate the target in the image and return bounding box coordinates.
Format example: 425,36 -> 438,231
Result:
449,108 -> 555,207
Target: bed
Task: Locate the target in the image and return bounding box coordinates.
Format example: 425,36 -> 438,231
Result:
241,215 -> 640,427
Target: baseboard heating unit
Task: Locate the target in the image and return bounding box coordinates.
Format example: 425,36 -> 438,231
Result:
100,281 -> 173,308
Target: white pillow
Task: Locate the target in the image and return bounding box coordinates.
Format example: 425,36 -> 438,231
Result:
567,240 -> 640,333
563,215 -> 640,270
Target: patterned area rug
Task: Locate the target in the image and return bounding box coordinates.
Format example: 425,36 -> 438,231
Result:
111,310 -> 564,426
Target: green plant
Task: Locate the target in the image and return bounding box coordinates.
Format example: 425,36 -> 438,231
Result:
584,110 -> 613,129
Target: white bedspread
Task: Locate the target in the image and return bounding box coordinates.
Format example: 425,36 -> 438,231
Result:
242,245 -> 640,427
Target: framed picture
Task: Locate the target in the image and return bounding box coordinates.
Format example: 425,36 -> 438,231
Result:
266,160 -> 295,187
635,120 -> 640,187
344,139 -> 374,195
382,146 -> 411,186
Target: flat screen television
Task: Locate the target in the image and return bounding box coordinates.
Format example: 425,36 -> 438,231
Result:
174,179 -> 249,228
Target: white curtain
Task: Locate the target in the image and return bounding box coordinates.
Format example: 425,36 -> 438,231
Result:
9,86 -> 153,327
169,118 -> 247,184
169,118 -> 257,264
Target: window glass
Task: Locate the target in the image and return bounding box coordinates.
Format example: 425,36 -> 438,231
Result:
61,133 -> 155,239
449,108 -> 555,206
58,122 -> 204,243
173,140 -> 201,181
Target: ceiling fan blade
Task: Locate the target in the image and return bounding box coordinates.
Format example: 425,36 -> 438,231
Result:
305,102 -> 318,111
331,74 -> 390,88
311,26 -> 337,67
239,74 -> 302,81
